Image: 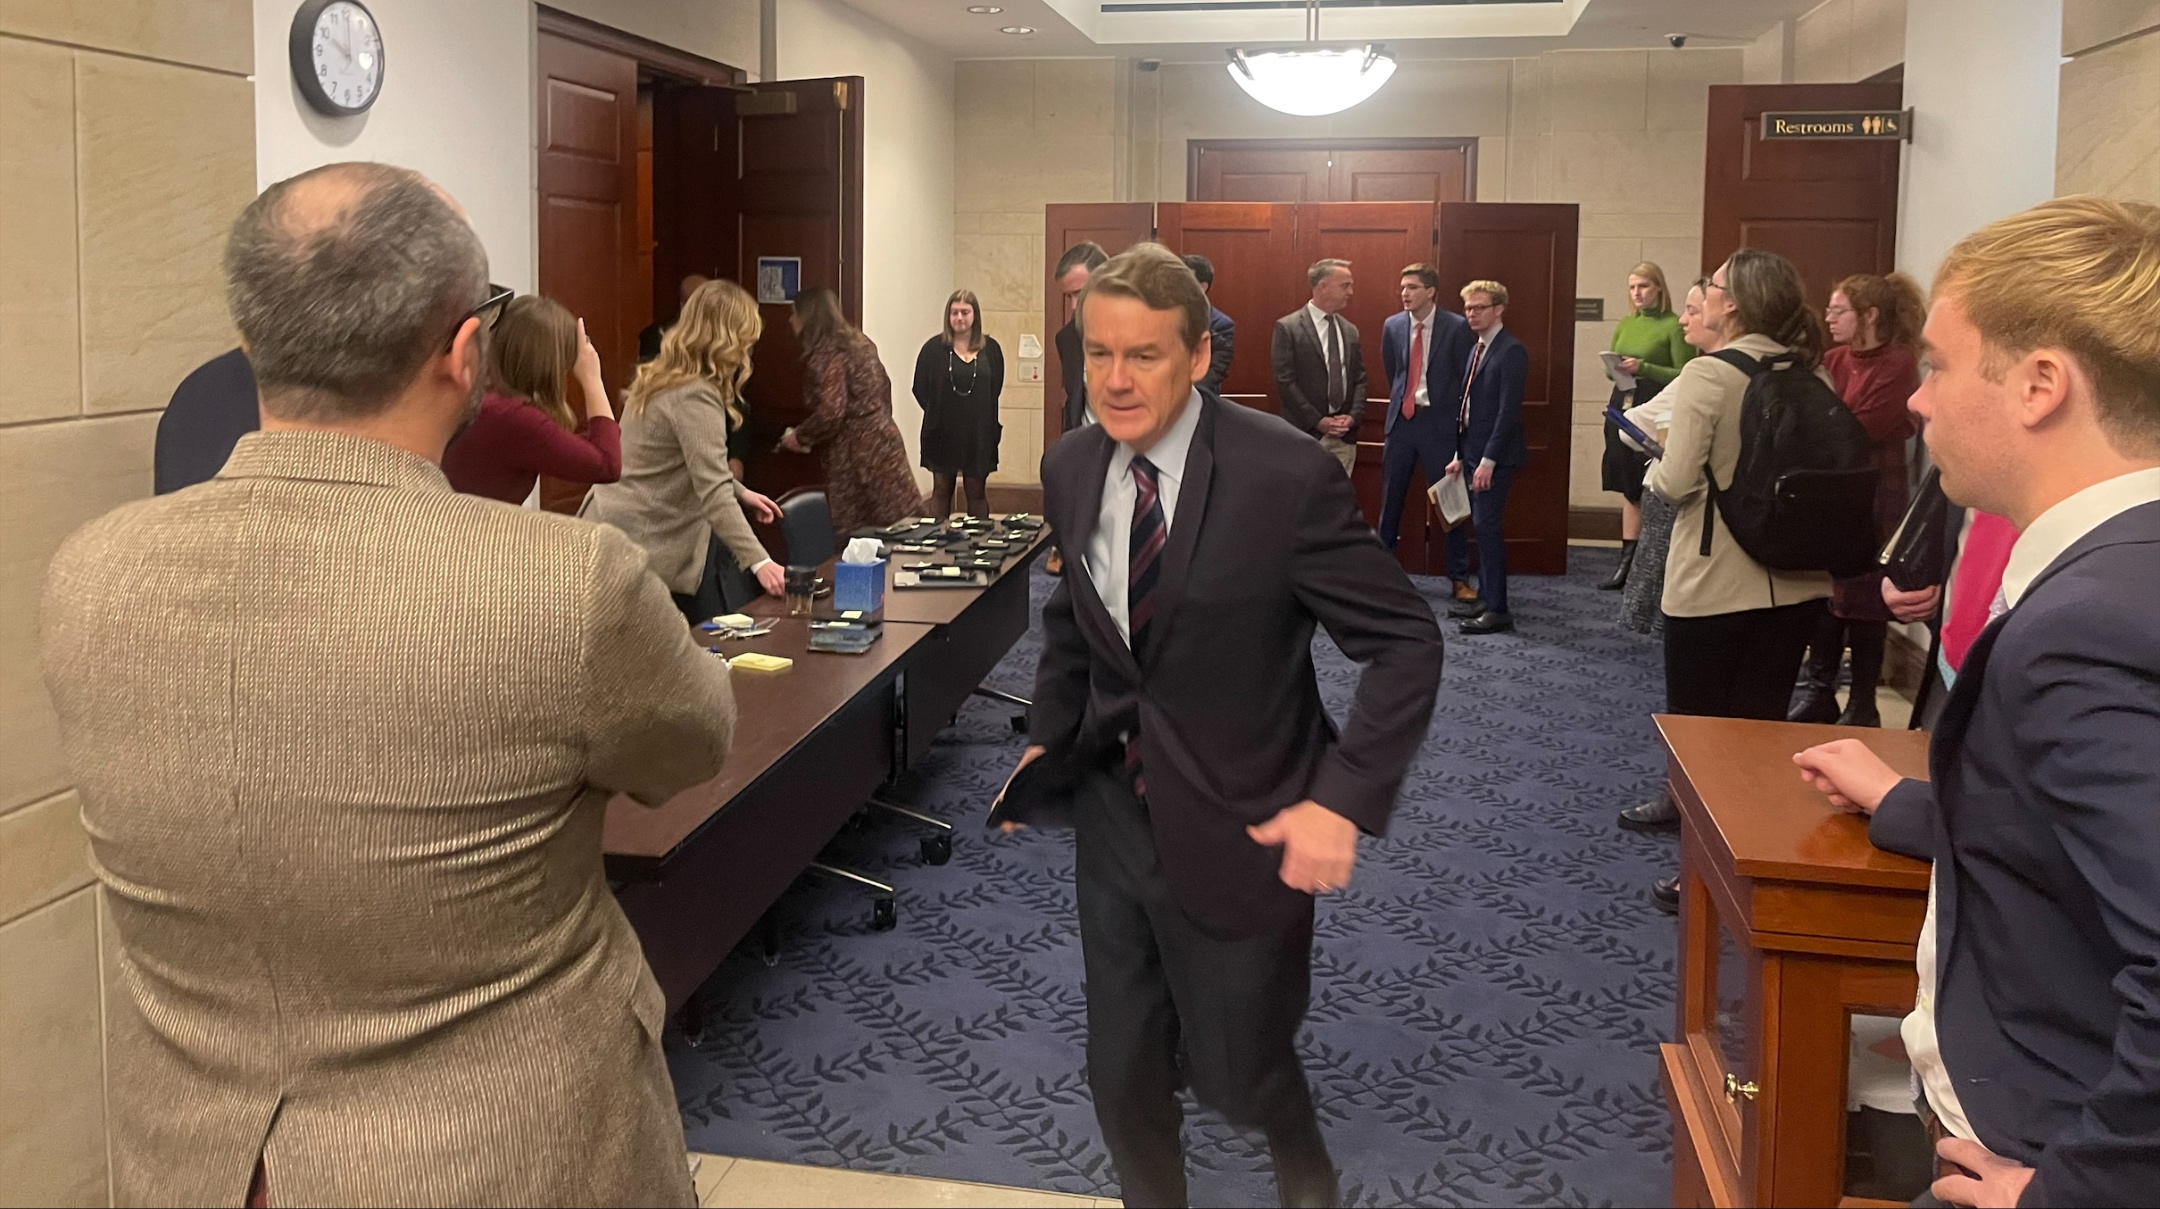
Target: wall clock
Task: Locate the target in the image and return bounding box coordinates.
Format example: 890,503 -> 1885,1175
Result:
290,0 -> 384,117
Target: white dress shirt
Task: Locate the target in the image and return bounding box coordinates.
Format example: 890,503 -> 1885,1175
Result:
1084,388 -> 1203,648
1902,465 -> 2160,1138
1405,308 -> 1435,410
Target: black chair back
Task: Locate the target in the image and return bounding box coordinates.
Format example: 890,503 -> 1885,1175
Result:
780,490 -> 837,566
155,349 -> 259,494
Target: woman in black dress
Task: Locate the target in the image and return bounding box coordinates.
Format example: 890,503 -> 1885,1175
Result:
913,289 -> 1003,516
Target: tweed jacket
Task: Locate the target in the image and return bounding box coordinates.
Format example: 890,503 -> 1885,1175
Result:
582,380 -> 772,595
41,431 -> 734,1207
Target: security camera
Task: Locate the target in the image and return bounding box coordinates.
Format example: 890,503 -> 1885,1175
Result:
1665,33 -> 1688,48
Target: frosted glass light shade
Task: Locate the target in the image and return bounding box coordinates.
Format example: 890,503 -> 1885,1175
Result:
1227,46 -> 1397,117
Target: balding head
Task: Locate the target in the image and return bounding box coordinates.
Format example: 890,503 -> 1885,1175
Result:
226,162 -> 489,422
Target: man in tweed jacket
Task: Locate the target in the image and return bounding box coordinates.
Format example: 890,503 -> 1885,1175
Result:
40,163 -> 733,1207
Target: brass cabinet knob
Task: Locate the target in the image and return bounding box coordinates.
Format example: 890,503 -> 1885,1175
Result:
1725,1072 -> 1760,1102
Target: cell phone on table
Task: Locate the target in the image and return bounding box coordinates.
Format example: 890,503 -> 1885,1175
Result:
1604,404 -> 1665,460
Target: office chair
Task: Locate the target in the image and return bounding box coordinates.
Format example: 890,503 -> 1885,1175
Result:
778,488 -> 837,567
155,349 -> 259,494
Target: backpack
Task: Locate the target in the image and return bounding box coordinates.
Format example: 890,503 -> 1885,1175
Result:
1697,349 -> 1880,577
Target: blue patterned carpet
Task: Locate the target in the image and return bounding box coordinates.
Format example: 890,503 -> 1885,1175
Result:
666,553 -> 1679,1206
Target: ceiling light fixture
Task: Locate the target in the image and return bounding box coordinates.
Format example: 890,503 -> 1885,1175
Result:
1226,0 -> 1396,118
965,5 -> 1003,13
1000,25 -> 1035,35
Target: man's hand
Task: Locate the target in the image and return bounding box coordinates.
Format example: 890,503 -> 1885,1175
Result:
1792,739 -> 1903,815
1884,580 -> 1942,624
1247,801 -> 1357,895
1446,459 -> 1462,479
1931,1138 -> 2035,1208
1318,414 -> 1352,438
994,746 -> 1046,834
1471,462 -> 1495,492
739,489 -> 781,525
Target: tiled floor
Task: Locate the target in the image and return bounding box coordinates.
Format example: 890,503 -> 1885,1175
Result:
691,1154 -> 1120,1208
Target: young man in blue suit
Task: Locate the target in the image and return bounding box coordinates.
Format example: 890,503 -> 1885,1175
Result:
1793,196 -> 2160,1209
1446,279 -> 1529,634
1377,264 -> 1473,560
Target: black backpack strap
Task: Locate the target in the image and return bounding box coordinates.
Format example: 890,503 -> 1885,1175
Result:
1699,478 -> 1718,557
1709,348 -> 1763,377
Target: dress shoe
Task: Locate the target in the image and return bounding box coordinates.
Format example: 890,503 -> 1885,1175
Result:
1451,578 -> 1480,603
1447,597 -> 1486,619
1838,694 -> 1882,728
1459,610 -> 1514,634
1617,797 -> 1680,833
1787,686 -> 1841,724
1652,874 -> 1680,914
1599,539 -> 1637,591
1045,549 -> 1064,576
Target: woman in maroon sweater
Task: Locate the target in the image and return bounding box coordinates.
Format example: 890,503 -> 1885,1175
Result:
1790,272 -> 1926,726
443,296 -> 622,505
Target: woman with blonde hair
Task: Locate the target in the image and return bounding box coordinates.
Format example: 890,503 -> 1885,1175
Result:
1599,261 -> 1694,590
913,288 -> 1004,517
1789,271 -> 1928,725
442,295 -> 622,505
778,286 -> 928,532
583,278 -> 785,619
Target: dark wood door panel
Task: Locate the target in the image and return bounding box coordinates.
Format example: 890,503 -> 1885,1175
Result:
1190,139 -> 1476,204
1438,202 -> 1579,577
1042,203 -> 1156,452
1332,146 -> 1470,204
1154,202 -> 1299,410
538,31 -> 639,413
650,84 -> 738,327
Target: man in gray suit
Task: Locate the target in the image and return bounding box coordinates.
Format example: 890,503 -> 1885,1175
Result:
1272,258 -> 1369,474
41,163 -> 730,1206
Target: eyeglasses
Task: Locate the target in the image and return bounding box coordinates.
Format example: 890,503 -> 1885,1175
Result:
446,283 -> 515,351
1696,277 -> 1726,294
1462,302 -> 1499,315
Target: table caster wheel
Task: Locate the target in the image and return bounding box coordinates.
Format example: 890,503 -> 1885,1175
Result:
921,834 -> 952,865
872,897 -> 898,931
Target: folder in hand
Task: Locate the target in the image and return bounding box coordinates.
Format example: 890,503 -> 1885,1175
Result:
1427,471 -> 1473,531
1880,466 -> 1947,592
986,749 -> 1079,830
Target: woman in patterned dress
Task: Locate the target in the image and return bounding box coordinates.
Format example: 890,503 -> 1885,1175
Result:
779,286 -> 929,533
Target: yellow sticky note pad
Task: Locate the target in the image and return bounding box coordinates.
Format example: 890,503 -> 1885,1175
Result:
727,652 -> 794,672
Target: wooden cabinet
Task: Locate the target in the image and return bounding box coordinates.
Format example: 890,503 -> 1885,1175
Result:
1655,716 -> 1931,1208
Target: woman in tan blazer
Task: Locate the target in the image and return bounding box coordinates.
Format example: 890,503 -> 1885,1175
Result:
584,279 -> 786,619
1621,251 -> 1836,892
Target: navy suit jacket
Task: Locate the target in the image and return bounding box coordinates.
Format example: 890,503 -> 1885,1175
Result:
1457,328 -> 1528,469
1201,306 -> 1236,396
1869,499 -> 2160,1207
1379,308 -> 1472,441
154,349 -> 259,495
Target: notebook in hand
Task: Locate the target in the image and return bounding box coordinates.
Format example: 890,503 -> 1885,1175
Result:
986,749 -> 1078,830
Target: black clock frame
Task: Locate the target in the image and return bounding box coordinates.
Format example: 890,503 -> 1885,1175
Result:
289,0 -> 384,117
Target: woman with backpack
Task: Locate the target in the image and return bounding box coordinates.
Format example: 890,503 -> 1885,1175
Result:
1787,273 -> 1927,726
1616,251 -> 1837,906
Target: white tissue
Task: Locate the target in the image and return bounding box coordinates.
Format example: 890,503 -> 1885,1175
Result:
842,538 -> 882,564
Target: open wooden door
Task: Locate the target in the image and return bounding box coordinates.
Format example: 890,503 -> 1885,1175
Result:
650,83 -> 737,327
1043,203 -> 1155,456
1153,202 -> 1298,414
1437,202 -> 1579,577
1702,83 -> 1902,307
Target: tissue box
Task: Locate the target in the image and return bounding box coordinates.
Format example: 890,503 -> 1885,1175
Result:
834,557 -> 886,613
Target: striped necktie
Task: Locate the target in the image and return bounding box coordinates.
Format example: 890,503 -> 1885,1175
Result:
1125,455 -> 1167,794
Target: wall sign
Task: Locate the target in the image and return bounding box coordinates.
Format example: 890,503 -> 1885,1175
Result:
1574,298 -> 1604,322
1760,110 -> 1912,141
756,257 -> 802,304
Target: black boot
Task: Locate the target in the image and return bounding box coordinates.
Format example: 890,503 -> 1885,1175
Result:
1839,621 -> 1887,727
1600,539 -> 1637,591
1788,613 -> 1845,723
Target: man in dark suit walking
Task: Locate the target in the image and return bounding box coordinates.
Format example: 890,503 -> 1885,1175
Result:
1015,243 -> 1442,1207
1792,196 -> 2160,1208
1054,241 -> 1111,434
1271,259 -> 1368,475
1183,253 -> 1237,395
1376,263 -> 1473,556
1446,279 -> 1529,634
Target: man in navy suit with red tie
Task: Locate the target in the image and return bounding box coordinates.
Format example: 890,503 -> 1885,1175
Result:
1377,264 -> 1473,556
1447,279 -> 1530,634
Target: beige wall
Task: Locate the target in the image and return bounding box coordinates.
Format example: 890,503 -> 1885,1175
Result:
0,4 -> 256,1205
1793,0 -> 1909,84
2060,11 -> 2160,200
954,47 -> 1742,506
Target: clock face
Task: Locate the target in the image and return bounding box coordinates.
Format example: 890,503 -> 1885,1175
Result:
306,1 -> 382,113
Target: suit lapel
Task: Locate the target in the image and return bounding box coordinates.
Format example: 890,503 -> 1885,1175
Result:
1139,396 -> 1216,675
1059,433 -> 1141,680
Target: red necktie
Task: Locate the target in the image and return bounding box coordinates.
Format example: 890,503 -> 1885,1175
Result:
1402,320 -> 1424,420
1460,339 -> 1486,430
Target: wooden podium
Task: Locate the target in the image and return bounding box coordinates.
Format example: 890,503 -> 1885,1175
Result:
1655,716 -> 1932,1208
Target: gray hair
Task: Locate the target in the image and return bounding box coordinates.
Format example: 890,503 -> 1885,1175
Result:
225,163 -> 489,422
1308,258 -> 1352,289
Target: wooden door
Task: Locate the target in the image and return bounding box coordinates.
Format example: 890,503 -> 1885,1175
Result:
1437,202 -> 1579,577
1153,202 -> 1299,413
1702,84 -> 1902,308
650,83 -> 738,329
1189,139 -> 1475,204
732,77 -> 864,502
1042,203 -> 1155,449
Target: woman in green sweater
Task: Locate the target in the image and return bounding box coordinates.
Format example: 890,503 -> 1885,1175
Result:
1600,261 -> 1693,590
